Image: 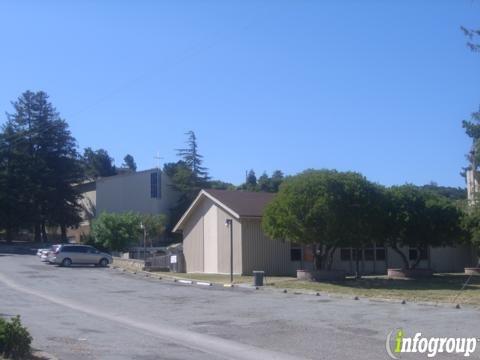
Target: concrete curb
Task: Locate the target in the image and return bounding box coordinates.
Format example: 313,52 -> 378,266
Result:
109,265 -> 477,310
32,350 -> 59,360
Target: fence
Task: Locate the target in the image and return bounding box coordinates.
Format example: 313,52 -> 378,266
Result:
144,253 -> 186,273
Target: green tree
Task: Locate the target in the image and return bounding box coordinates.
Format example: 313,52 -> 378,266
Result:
257,172 -> 270,192
385,185 -> 464,269
166,132 -> 210,227
1,91 -> 84,242
82,147 -> 117,178
270,170 -> 284,192
262,169 -> 385,271
242,169 -> 257,191
140,213 -> 167,246
122,154 -> 137,172
462,204 -> 480,260
176,130 -> 209,182
208,179 -> 236,190
91,212 -> 141,251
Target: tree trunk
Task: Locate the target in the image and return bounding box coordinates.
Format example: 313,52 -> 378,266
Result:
60,224 -> 67,243
327,246 -> 337,270
41,221 -> 48,243
391,244 -> 410,269
313,244 -> 322,270
34,223 -> 41,243
411,247 -> 424,270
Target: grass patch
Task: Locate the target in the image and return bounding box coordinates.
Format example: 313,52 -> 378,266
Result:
152,271 -> 291,285
271,273 -> 480,305
151,270 -> 480,305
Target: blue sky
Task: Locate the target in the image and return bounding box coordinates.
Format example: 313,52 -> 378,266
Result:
0,1 -> 479,187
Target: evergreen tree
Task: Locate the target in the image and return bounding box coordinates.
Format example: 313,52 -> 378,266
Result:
82,147 -> 117,178
244,169 -> 257,191
270,170 -> 284,192
257,172 -> 270,192
122,154 -> 137,172
176,131 -> 209,182
1,91 -> 84,242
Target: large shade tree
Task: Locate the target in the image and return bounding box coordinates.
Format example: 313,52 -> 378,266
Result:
262,169 -> 385,271
384,185 -> 465,269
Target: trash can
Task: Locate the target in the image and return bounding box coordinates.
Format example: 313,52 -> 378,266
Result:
253,271 -> 265,286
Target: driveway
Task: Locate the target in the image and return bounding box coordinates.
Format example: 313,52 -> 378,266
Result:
0,252 -> 478,359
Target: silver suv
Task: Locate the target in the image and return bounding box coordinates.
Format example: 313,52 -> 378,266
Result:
49,245 -> 112,267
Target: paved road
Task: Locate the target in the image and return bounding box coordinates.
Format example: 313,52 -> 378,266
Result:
0,252 -> 479,360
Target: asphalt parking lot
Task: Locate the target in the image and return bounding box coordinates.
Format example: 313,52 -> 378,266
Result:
0,252 -> 479,360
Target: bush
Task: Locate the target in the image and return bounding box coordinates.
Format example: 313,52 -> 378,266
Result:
0,315 -> 32,359
91,212 -> 142,251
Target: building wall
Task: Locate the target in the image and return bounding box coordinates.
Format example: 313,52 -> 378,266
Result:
429,245 -> 476,272
216,206 -> 242,275
241,219 -> 297,276
182,198 -> 243,274
67,181 -> 97,243
203,205 -> 218,273
327,244 -> 476,274
96,169 -> 177,215
182,198 -> 210,273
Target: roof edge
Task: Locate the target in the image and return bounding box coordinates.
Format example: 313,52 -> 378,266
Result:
172,190 -> 241,232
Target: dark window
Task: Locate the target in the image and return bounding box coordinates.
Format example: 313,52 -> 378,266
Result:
409,248 -> 428,261
290,248 -> 302,261
61,246 -> 73,252
376,248 -> 386,261
340,248 -> 351,261
364,248 -> 374,261
150,173 -> 158,198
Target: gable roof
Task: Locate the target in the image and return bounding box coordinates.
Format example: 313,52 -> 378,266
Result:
172,189 -> 276,232
204,189 -> 275,217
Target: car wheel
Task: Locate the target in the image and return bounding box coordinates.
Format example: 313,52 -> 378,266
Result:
62,258 -> 72,267
99,258 -> 109,267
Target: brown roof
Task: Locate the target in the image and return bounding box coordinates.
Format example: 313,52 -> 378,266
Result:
204,189 -> 276,218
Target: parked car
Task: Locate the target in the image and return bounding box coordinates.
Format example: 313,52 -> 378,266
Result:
39,245 -> 60,262
48,245 -> 112,267
37,248 -> 49,257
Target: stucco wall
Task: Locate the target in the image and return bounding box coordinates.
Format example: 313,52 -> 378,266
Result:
96,169 -> 177,215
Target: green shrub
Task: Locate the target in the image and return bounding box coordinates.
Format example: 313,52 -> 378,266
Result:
0,315 -> 32,359
92,212 -> 142,251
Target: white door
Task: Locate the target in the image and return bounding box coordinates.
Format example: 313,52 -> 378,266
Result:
203,206 -> 218,273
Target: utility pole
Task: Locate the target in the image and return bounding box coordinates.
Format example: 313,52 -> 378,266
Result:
225,219 -> 233,284
140,222 -> 146,261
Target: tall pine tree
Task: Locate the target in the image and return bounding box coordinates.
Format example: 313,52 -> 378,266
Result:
1,91 -> 84,242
